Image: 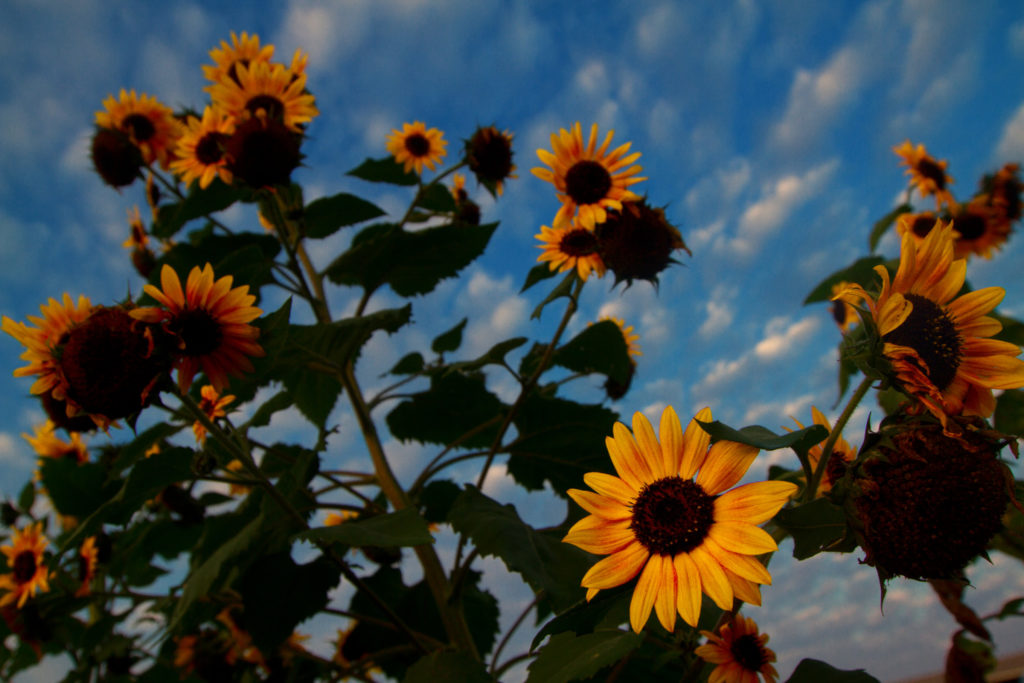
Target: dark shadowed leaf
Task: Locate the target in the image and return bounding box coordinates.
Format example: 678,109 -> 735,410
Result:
553,320 -> 631,384
526,631 -> 643,683
416,182 -> 456,212
868,203 -> 912,253
522,263 -> 559,293
304,192 -> 386,238
390,351 -> 425,375
531,270 -> 576,320
432,318 -> 467,354
347,156 -> 419,185
151,179 -> 245,238
297,507 -> 433,547
697,420 -> 828,455
785,659 -> 880,683
419,479 -> 462,523
446,337 -> 528,375
532,585 -> 631,650
403,651 -> 493,683
774,497 -> 853,560
995,389 -> 1024,435
39,460 -> 114,519
387,371 -> 505,447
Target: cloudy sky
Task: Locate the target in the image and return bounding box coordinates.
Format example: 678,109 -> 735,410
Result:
2,0 -> 1024,680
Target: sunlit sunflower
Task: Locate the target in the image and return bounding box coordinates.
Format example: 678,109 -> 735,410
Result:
170,107 -> 237,189
75,535 -> 99,597
192,384 -> 235,445
210,60 -> 317,133
2,294 -> 94,400
95,89 -> 182,169
386,121 -> 447,175
563,406 -> 796,633
533,122 -> 646,230
829,282 -> 858,334
131,264 -> 264,392
893,140 -> 954,208
834,220 -> 1024,431
949,196 -> 1012,260
787,407 -> 856,497
535,222 -> 606,281
695,615 -> 779,683
202,31 -> 275,87
0,522 -> 51,609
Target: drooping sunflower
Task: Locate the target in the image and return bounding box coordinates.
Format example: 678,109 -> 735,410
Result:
75,535 -> 99,597
210,60 -> 317,133
386,121 -> 447,175
533,122 -> 646,230
787,407 -> 856,497
170,106 -> 237,189
95,89 -> 182,169
202,31 -> 275,87
131,264 -> 264,392
892,140 -> 954,208
563,406 -> 796,633
0,522 -> 51,609
192,384 -> 235,444
834,220 -> 1024,430
465,125 -> 516,196
535,222 -> 606,281
695,615 -> 779,683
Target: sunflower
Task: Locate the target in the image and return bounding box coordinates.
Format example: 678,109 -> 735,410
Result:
170,106 -> 237,189
386,121 -> 447,175
210,60 -> 317,133
787,407 -> 855,497
122,206 -> 150,250
535,222 -> 606,281
466,125 -> 516,196
949,196 -> 1012,260
892,140 -> 954,208
202,31 -> 275,87
0,522 -> 51,609
829,282 -> 858,334
23,420 -> 89,469
695,615 -> 779,683
95,89 -> 182,169
533,122 -> 646,230
75,536 -> 99,597
192,384 -> 235,444
563,406 -> 796,633
131,263 -> 264,392
2,294 -> 94,400
834,220 -> 1024,431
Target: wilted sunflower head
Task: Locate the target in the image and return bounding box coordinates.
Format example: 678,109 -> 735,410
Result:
223,113 -> 302,189
594,199 -> 690,286
90,127 -> 143,188
465,125 -> 516,196
846,412 -> 1010,581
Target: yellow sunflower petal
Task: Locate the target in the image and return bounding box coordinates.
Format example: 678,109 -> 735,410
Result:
631,411 -> 668,479
714,480 -> 798,525
580,542 -> 649,590
702,536 -> 772,585
563,517 -> 636,555
582,472 -> 637,506
947,286 -> 1005,322
708,521 -> 778,555
659,405 -> 684,476
673,552 -> 703,627
653,554 -> 678,634
567,489 -> 632,520
690,545 -> 733,610
629,554 -> 662,633
680,407 -> 713,479
696,441 -> 759,495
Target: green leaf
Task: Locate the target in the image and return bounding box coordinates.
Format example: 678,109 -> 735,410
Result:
803,256 -> 888,305
432,318 -> 468,354
531,270 -> 577,320
403,651 -> 493,683
387,371 -> 505,448
697,420 -> 828,454
785,659 -> 880,683
38,460 -> 115,519
553,320 -> 631,384
994,313 -> 1024,346
240,552 -> 340,652
868,203 -> 912,253
304,192 -> 386,238
152,232 -> 281,302
508,394 -> 619,497
242,390 -> 294,430
16,481 -> 34,514
416,182 -> 457,213
774,497 -> 852,560
297,507 -> 433,547
446,337 -> 528,375
995,596 -> 1024,620
151,179 -> 245,238
390,351 -> 425,375
525,631 -> 644,683
532,585 -> 632,650
994,389 -> 1024,435
347,156 -> 419,185
448,486 -> 593,612
521,263 -> 558,293
419,479 -> 462,524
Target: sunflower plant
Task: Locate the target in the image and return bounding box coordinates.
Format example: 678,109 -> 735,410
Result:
1,31 -> 1024,683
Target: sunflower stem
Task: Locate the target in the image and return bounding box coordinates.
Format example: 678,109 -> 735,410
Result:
806,374 -> 873,500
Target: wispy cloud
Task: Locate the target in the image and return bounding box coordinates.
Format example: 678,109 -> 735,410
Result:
995,101 -> 1024,162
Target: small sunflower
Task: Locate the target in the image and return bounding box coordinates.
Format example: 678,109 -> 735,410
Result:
949,196 -> 1012,260
834,220 -> 1024,431
787,407 -> 855,497
210,60 -> 317,133
533,122 -> 646,230
695,615 -> 779,683
170,106 -> 236,189
829,282 -> 858,334
563,406 -> 796,633
75,536 -> 99,597
131,263 -> 264,392
23,420 -> 89,469
192,384 -> 235,444
893,140 -> 954,208
386,121 -> 447,175
95,89 -> 182,169
0,522 -> 51,609
984,162 -> 1023,222
535,222 -> 606,281
122,206 -> 150,251
466,125 -> 516,196
202,31 -> 275,87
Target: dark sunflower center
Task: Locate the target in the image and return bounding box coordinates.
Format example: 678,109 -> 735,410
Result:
831,300 -> 850,327
13,550 -> 37,583
560,228 -> 599,257
565,160 -> 613,205
630,476 -> 715,556
404,133 -> 431,157
915,159 -> 947,189
883,293 -> 962,390
826,450 -> 849,487
122,114 -> 156,142
730,634 -> 768,673
953,213 -> 986,241
78,553 -> 91,582
195,132 -> 227,165
171,309 -> 223,357
245,95 -> 285,122
910,215 -> 936,238
469,129 -> 514,180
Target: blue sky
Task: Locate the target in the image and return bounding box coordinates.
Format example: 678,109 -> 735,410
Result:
2,0 -> 1024,680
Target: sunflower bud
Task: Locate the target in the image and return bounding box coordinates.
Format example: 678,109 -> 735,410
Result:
223,114 -> 301,189
90,127 -> 143,188
465,125 -> 515,196
846,413 -> 1010,581
595,199 -> 690,286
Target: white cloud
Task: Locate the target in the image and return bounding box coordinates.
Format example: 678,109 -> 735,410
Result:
753,316 -> 821,361
460,270 -> 529,357
0,432 -> 21,465
1011,20 -> 1024,55
278,1 -> 371,68
995,101 -> 1024,162
697,289 -> 735,340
